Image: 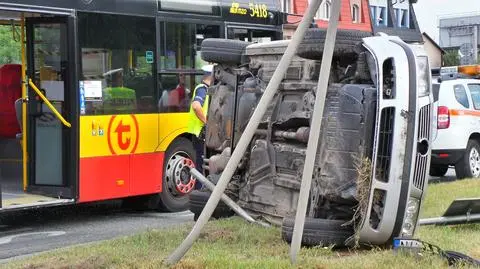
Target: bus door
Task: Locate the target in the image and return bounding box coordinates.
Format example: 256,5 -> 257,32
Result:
25,16 -> 75,198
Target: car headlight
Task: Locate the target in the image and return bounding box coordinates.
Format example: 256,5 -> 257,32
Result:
401,197 -> 420,237
417,56 -> 430,97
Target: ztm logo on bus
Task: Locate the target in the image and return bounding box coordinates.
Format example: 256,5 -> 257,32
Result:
107,115 -> 139,155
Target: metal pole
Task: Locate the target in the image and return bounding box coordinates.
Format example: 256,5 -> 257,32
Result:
419,213 -> 480,226
289,0 -> 342,264
190,168 -> 268,226
164,0 -> 324,264
20,13 -> 27,192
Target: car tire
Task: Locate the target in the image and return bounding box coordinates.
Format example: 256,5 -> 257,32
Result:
157,137 -> 197,212
281,217 -> 354,247
188,190 -> 235,221
429,165 -> 449,177
455,140 -> 480,179
296,29 -> 372,60
201,38 -> 250,65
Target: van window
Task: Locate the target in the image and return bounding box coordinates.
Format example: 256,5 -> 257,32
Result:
454,84 -> 470,108
468,84 -> 480,110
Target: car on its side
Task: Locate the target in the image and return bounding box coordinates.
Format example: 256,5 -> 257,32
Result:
190,30 -> 434,248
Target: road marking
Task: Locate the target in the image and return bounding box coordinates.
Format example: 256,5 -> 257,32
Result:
0,231 -> 66,245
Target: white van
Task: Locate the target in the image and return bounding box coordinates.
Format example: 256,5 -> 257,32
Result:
430,66 -> 480,179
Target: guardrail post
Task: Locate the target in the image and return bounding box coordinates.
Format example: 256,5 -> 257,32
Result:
289,0 -> 342,264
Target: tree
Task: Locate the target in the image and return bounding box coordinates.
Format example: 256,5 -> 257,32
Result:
443,49 -> 460,67
0,25 -> 21,64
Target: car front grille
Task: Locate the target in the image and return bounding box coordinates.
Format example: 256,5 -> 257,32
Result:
375,107 -> 395,183
417,104 -> 431,140
413,104 -> 432,190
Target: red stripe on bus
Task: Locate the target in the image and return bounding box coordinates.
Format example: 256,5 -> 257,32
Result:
78,152 -> 164,203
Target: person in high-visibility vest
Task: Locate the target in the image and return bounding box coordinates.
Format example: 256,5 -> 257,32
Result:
188,64 -> 214,189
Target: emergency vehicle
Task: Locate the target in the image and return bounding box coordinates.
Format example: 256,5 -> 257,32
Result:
430,65 -> 480,179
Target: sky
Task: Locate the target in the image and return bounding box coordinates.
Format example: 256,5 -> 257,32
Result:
413,0 -> 480,43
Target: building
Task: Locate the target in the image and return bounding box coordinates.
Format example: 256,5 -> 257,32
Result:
283,0 -> 423,44
439,14 -> 480,65
369,0 -> 422,42
283,0 -> 371,39
422,32 -> 445,68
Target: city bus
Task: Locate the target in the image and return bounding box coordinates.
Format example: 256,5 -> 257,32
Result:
0,0 -> 285,213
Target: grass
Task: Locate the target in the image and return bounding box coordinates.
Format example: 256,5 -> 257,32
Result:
421,178 -> 480,218
1,179 -> 479,269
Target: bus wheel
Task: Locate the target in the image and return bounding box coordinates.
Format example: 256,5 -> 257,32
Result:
157,137 -> 197,212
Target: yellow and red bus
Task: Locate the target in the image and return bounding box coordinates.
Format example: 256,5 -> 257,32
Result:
0,0 -> 284,213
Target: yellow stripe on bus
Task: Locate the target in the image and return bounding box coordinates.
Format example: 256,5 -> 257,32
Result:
79,113 -> 190,158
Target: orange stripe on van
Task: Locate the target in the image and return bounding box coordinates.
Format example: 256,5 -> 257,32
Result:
449,109 -> 480,117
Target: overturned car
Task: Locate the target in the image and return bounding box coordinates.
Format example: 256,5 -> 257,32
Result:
189,29 -> 434,247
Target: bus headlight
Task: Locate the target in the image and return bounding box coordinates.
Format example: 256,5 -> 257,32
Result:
417,56 -> 430,97
401,197 -> 420,237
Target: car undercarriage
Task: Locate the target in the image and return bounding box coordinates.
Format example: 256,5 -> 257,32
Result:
189,30 -> 434,247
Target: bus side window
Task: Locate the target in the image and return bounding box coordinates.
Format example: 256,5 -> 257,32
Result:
78,12 -> 156,115
157,22 -> 220,113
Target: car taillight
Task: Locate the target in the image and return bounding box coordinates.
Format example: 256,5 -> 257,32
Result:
437,106 -> 450,129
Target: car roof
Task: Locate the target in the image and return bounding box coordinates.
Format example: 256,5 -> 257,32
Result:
435,78 -> 480,86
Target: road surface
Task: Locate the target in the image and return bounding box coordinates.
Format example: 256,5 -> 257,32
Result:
0,201 -> 193,261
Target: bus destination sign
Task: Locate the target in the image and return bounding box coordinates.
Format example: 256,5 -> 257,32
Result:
229,1 -> 269,19
223,0 -> 280,24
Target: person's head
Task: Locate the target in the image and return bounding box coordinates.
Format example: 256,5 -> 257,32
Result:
201,64 -> 214,86
104,68 -> 124,88
178,73 -> 186,85
112,72 -> 123,87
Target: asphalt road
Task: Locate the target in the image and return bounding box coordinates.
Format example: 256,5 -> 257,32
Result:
0,201 -> 194,261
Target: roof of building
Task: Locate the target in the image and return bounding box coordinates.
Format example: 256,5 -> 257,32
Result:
422,32 -> 446,54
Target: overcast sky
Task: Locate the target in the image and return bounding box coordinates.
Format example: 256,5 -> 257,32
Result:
413,0 -> 480,42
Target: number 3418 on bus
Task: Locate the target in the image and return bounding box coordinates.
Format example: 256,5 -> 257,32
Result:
230,1 -> 269,19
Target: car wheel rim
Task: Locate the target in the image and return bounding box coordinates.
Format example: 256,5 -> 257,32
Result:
469,147 -> 480,177
165,151 -> 196,197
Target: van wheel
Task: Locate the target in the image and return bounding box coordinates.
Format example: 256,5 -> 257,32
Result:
296,29 -> 372,60
455,140 -> 480,179
200,38 -> 250,65
281,217 -> 354,247
189,190 -> 235,221
157,137 -> 197,212
429,165 -> 449,177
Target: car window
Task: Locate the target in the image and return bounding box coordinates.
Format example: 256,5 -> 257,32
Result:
468,84 -> 480,110
454,84 -> 470,108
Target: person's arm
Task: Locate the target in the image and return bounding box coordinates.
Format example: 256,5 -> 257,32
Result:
192,101 -> 207,124
192,86 -> 207,124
